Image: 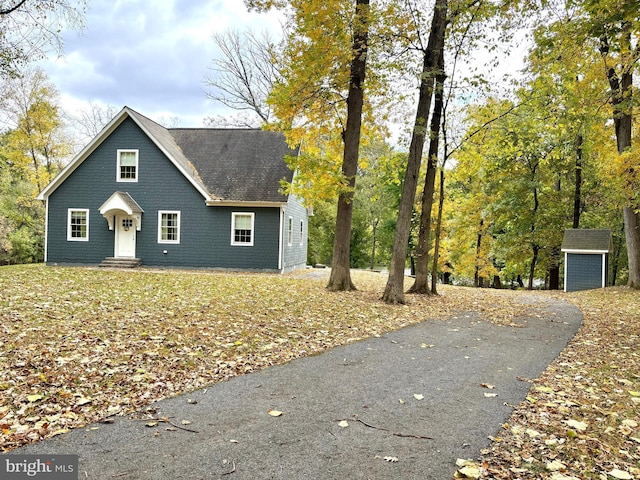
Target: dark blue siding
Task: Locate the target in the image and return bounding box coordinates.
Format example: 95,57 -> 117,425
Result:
46,118 -> 285,270
565,253 -> 607,292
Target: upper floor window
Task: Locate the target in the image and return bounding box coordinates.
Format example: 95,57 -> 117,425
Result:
117,150 -> 138,182
232,212 -> 254,246
68,209 -> 89,241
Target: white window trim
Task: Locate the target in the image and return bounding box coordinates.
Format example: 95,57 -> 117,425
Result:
287,216 -> 293,246
300,219 -> 304,246
67,208 -> 89,242
231,212 -> 254,246
158,210 -> 181,244
117,149 -> 139,183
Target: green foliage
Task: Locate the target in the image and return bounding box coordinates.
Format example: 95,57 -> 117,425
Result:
307,199 -> 336,266
0,160 -> 44,264
0,69 -> 70,264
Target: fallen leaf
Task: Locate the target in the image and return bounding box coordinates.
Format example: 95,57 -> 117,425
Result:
145,421 -> 158,427
608,469 -> 632,479
535,386 -> 555,394
383,456 -> 398,463
484,393 -> 498,398
565,419 -> 588,432
268,409 -> 283,417
546,460 -> 566,471
338,420 -> 349,428
76,397 -> 92,406
413,394 -> 424,400
550,474 -> 580,480
26,394 -> 43,403
480,383 -> 495,389
181,420 -> 192,425
458,465 -> 481,479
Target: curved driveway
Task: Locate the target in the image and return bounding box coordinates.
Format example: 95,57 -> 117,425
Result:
18,294 -> 582,479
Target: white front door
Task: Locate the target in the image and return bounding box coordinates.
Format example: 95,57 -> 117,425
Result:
115,215 -> 136,258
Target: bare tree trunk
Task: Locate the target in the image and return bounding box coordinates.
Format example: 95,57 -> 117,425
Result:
370,218 -> 378,270
408,50 -> 445,295
382,0 -> 448,304
327,0 -> 369,291
601,28 -> 640,288
573,133 -> 583,229
431,166 -> 445,294
528,244 -> 539,290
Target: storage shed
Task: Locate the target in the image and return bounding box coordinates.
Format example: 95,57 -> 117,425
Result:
561,229 -> 612,292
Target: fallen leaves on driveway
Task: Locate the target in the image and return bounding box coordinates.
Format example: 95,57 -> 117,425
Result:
471,287 -> 640,479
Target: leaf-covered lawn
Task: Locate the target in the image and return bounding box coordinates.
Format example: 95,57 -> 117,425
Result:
472,288 -> 640,480
2,264 -> 638,480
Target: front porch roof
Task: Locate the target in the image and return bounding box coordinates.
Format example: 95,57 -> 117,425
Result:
99,192 -> 144,231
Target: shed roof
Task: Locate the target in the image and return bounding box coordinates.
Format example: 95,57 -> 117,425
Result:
561,229 -> 612,253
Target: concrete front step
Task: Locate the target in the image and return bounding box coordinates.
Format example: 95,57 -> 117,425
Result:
99,257 -> 142,268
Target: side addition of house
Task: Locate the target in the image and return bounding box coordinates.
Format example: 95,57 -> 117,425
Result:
37,107 -> 308,273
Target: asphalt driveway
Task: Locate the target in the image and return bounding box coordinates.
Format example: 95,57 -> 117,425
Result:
16,293 -> 582,479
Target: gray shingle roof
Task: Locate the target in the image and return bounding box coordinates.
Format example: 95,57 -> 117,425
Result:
128,108 -> 297,203
561,229 -> 612,252
169,128 -> 298,203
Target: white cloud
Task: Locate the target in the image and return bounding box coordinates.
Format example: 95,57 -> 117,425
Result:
40,0 -> 282,127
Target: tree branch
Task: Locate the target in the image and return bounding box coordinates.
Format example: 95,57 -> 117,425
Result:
0,0 -> 28,16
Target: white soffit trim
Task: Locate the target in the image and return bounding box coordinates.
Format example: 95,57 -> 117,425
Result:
561,249 -> 609,254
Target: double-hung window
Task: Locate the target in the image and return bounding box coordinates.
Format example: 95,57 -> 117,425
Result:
232,212 -> 254,246
300,220 -> 304,246
68,209 -> 89,241
117,150 -> 138,182
287,217 -> 293,246
158,211 -> 180,244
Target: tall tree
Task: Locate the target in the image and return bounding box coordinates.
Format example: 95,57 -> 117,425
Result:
598,9 -> 640,288
407,49 -> 446,294
248,0 -> 389,291
382,0 -> 448,304
0,68 -> 70,191
0,0 -> 86,78
326,0 -> 370,291
535,0 -> 640,286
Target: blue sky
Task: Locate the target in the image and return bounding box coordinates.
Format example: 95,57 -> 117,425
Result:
40,0 -> 282,126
